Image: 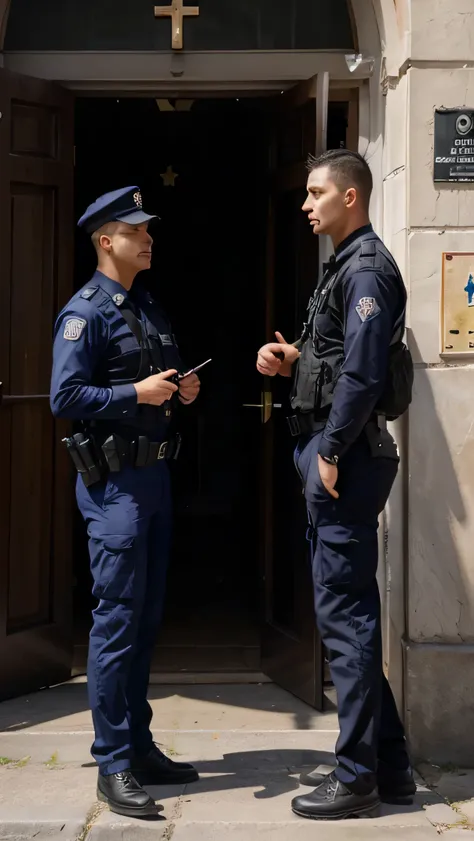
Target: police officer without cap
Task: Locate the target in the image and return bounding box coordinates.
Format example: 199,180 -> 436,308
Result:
50,187 -> 200,818
256,150 -> 415,821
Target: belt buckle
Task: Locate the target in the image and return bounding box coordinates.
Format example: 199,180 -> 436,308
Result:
157,441 -> 168,460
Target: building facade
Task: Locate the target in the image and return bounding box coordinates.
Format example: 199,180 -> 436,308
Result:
0,0 -> 473,764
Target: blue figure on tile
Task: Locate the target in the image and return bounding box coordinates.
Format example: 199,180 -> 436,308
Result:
464,273 -> 474,307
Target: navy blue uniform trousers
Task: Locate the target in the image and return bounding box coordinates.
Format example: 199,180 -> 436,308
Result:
76,461 -> 171,775
295,429 -> 408,793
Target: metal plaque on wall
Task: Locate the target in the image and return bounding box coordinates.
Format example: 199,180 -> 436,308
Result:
441,252 -> 474,354
434,109 -> 474,182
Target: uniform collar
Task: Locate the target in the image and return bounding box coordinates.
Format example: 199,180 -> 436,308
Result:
93,270 -> 130,301
334,224 -> 374,259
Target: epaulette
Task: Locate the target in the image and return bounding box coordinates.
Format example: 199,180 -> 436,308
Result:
80,287 -> 100,300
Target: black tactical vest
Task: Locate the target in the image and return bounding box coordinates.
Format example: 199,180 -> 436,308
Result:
81,285 -> 181,439
290,230 -> 413,422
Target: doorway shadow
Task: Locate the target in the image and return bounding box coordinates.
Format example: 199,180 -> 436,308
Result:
0,682 -> 337,733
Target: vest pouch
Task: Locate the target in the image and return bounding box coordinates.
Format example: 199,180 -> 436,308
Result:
146,322 -> 181,373
290,340 -> 324,413
317,353 -> 344,411
376,341 -> 414,420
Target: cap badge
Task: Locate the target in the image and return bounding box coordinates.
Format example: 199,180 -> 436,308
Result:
133,191 -> 143,208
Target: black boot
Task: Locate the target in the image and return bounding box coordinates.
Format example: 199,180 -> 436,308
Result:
300,762 -> 416,804
133,745 -> 199,785
97,770 -> 160,817
292,772 -> 380,821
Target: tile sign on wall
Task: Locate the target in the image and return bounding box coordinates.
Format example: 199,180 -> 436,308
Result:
442,252 -> 474,354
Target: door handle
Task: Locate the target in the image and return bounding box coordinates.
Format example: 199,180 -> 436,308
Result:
242,391 -> 281,424
0,384 -> 50,407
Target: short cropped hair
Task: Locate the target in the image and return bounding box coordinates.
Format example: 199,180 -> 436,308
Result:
91,221 -> 118,252
307,149 -> 373,209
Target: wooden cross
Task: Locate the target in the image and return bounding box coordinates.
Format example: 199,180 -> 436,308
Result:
154,0 -> 199,50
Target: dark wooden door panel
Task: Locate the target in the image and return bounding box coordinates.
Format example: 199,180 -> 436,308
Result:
8,403 -> 54,631
261,80 -> 358,709
10,186 -> 57,396
0,68 -> 74,700
260,77 -> 324,709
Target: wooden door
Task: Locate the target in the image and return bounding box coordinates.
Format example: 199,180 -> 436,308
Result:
260,78 -> 358,708
0,68 -> 74,699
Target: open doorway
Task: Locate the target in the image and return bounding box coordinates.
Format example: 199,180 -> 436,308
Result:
72,92 -> 355,679
72,96 -> 271,675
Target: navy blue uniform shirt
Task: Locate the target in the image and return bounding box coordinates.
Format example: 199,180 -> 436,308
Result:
317,228 -> 405,461
50,271 -> 181,431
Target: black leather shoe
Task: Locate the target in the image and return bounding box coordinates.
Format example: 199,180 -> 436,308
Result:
97,770 -> 161,817
292,772 -> 380,821
133,745 -> 199,785
377,761 -> 417,804
300,763 -> 416,804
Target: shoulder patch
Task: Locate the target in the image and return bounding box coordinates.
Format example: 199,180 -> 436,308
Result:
63,317 -> 86,341
356,297 -> 380,322
80,287 -> 99,300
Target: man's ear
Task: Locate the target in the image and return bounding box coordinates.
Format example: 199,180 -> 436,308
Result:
344,187 -> 357,208
99,234 -> 113,253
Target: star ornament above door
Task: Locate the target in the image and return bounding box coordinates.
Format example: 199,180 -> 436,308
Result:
161,165 -> 179,187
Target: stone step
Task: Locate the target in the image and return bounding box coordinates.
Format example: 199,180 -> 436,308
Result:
0,682 -> 469,841
0,760 -> 459,841
88,819 -> 447,841
73,644 -> 262,674
0,729 -> 337,767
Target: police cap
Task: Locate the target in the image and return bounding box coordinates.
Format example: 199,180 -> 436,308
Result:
77,186 -> 157,234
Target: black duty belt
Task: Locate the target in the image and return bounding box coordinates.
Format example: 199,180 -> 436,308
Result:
286,414 -> 326,437
101,433 -> 182,471
62,431 -> 182,488
286,413 -> 383,439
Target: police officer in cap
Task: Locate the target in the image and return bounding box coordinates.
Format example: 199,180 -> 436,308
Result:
256,150 -> 415,821
51,187 -> 200,818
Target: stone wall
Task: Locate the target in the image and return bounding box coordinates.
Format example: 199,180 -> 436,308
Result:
381,0 -> 474,764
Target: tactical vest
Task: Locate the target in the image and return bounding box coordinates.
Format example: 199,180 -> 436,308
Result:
290,231 -> 413,422
80,285 -> 181,438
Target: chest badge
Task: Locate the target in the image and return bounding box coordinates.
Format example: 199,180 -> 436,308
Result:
113,293 -> 125,307
159,333 -> 174,346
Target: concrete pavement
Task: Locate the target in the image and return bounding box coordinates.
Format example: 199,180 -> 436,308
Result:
0,681 -> 472,840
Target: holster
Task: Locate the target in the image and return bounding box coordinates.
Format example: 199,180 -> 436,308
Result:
62,433 -> 103,487
365,422 -> 400,461
101,434 -> 130,472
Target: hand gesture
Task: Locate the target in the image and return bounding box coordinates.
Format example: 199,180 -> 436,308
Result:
256,332 -> 300,376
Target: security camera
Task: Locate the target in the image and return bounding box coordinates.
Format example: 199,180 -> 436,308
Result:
345,53 -> 375,74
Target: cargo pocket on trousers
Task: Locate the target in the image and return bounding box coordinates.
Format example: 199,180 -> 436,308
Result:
89,534 -> 136,601
315,524 -> 378,592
